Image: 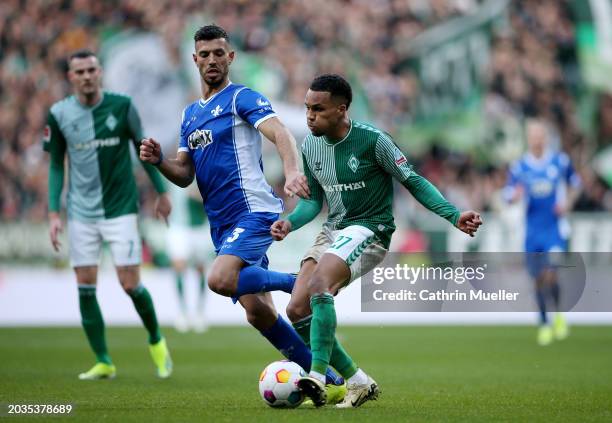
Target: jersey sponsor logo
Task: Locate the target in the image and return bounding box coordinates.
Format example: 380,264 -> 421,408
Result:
348,154 -> 360,173
394,148 -> 407,166
211,105 -> 223,117
105,114 -> 118,131
530,179 -> 553,197
74,137 -> 120,150
43,125 -> 51,143
188,128 -> 214,150
322,181 -> 366,192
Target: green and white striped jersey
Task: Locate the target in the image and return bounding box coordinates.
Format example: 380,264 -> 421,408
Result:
43,92 -> 149,221
301,120 -> 416,248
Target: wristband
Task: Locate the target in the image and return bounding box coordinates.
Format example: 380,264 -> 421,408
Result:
153,151 -> 164,166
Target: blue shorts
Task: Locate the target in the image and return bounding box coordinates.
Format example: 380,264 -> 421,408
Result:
210,212 -> 279,269
524,241 -> 567,279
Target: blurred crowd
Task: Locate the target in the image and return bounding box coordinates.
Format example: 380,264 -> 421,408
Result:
1,0 -> 611,224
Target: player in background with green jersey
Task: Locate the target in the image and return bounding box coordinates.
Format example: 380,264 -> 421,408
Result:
271,74 -> 483,407
43,50 -> 173,380
167,182 -> 212,333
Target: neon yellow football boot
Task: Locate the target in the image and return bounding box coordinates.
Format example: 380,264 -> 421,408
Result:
149,337 -> 173,378
78,362 -> 116,380
537,325 -> 554,346
553,313 -> 569,340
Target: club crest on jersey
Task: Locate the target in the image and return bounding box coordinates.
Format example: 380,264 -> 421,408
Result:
211,105 -> 223,117
188,129 -> 213,150
105,114 -> 118,131
394,149 -> 407,166
348,154 -> 360,173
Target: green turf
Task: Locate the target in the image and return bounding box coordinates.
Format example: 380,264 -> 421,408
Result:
0,326 -> 611,422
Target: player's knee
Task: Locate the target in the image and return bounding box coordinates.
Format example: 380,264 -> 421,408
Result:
117,266 -> 140,293
207,271 -> 237,297
286,300 -> 310,323
308,271 -> 330,296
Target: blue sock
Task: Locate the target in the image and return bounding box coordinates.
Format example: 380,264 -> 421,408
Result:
535,287 -> 547,324
549,282 -> 560,309
235,266 -> 295,297
259,316 -> 344,385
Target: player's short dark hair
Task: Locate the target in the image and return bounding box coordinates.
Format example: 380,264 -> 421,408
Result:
194,24 -> 230,44
310,74 -> 352,109
69,49 -> 97,62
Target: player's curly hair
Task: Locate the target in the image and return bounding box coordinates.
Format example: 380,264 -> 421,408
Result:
194,24 -> 230,44
310,74 -> 352,109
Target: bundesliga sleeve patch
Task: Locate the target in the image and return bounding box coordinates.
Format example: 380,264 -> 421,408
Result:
394,148 -> 407,166
43,125 -> 51,143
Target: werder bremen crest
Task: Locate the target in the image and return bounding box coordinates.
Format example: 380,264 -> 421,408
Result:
348,153 -> 360,173
105,114 -> 118,131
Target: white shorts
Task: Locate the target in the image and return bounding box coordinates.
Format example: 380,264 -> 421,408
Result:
302,224 -> 388,285
68,214 -> 141,268
166,225 -> 212,263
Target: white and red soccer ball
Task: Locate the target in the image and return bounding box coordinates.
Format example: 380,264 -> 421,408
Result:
258,360 -> 305,408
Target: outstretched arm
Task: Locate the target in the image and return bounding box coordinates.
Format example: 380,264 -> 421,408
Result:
140,138 -> 195,188
375,133 -> 482,236
258,117 -> 310,199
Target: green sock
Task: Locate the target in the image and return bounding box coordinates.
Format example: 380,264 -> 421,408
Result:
294,315 -> 358,379
78,285 -> 112,365
129,284 -> 161,344
175,272 -> 187,313
310,293 -> 336,375
198,272 -> 207,312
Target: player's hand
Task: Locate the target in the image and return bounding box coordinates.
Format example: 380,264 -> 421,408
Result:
140,138 -> 162,165
48,212 -> 63,252
154,193 -> 172,225
284,170 -> 310,199
456,211 -> 483,237
271,219 -> 292,241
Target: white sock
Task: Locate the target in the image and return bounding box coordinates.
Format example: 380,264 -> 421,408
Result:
309,371 -> 326,384
347,368 -> 368,385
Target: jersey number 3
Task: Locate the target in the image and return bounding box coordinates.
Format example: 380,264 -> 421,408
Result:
226,228 -> 245,243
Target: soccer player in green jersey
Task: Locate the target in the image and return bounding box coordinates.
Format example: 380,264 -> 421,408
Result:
167,182 -> 212,333
271,74 -> 483,407
43,50 -> 173,380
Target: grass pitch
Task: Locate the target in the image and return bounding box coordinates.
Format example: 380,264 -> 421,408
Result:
1,326 -> 611,422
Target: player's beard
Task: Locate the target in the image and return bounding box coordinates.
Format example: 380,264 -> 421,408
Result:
203,68 -> 226,88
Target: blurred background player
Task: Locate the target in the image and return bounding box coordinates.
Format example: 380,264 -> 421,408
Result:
140,25 -> 346,398
505,119 -> 581,346
167,182 -> 211,333
272,74 -> 482,407
43,50 -> 173,379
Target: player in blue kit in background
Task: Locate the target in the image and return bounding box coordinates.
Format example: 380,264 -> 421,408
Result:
505,119 -> 581,346
140,24 -> 345,399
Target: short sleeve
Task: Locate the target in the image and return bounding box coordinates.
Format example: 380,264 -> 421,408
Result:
235,88 -> 277,129
559,153 -> 581,189
42,111 -> 66,158
178,106 -> 190,153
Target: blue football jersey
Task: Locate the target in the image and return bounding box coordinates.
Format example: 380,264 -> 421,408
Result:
505,151 -> 581,251
178,82 -> 284,228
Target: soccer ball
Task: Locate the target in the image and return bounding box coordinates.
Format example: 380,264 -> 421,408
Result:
258,360 -> 305,408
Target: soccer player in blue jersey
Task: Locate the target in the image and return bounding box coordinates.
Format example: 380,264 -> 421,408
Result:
505,119 -> 581,345
140,25 -> 345,399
